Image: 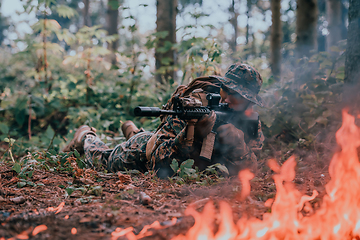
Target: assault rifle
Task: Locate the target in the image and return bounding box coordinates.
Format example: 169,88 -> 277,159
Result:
134,93 -> 259,161
134,93 -> 259,137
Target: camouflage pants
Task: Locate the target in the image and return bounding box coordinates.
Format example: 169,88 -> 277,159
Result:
84,132 -> 153,172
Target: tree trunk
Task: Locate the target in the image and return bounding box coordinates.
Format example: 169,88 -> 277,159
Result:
295,0 -> 318,58
155,0 -> 177,83
229,0 -> 239,55
245,0 -> 251,45
326,0 -> 342,51
251,33 -> 257,57
83,0 -> 91,27
341,2 -> 348,39
107,0 -> 119,65
270,0 -> 282,80
344,0 -> 360,84
0,1 -> 8,44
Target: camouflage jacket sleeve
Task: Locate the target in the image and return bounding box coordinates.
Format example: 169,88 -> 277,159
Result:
221,119 -> 264,173
150,115 -> 191,166
232,119 -> 264,158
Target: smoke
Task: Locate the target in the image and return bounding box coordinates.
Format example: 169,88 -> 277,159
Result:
255,46 -> 347,173
342,81 -> 360,124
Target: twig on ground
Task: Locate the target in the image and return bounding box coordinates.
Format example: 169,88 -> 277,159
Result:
188,198 -> 210,210
298,120 -> 307,134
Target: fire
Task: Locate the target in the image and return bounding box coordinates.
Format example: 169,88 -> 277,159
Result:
32,225 -> 48,236
111,218 -> 178,239
71,228 -> 77,234
237,169 -> 254,201
244,108 -> 253,117
173,110 -> 360,240
46,202 -> 65,214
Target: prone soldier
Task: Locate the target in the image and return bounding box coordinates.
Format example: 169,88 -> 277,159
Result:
62,63 -> 265,178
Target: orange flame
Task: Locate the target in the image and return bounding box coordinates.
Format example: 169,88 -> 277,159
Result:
111,227 -> 134,240
238,169 -> 254,201
110,218 -> 178,239
244,108 -> 254,117
32,225 -> 47,236
71,228 -> 77,234
11,227 -> 32,240
46,202 -> 65,214
173,109 -> 360,239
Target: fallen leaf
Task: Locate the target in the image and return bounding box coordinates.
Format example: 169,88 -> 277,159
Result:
79,217 -> 92,223
117,172 -> 132,184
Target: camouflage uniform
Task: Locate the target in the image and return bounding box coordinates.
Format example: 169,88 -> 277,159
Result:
84,63 -> 265,177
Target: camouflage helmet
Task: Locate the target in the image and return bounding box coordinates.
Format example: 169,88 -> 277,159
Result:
212,63 -> 265,107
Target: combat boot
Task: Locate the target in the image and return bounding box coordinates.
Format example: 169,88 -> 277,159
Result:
62,125 -> 97,154
121,121 -> 141,140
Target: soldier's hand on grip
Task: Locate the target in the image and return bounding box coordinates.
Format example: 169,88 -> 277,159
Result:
216,123 -> 245,146
194,110 -> 216,139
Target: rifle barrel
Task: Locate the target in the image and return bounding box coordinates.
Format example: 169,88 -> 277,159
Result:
134,107 -> 176,117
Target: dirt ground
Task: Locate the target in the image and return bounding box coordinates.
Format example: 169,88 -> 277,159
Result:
0,145 -> 331,240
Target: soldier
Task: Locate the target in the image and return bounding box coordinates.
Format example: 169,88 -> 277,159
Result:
63,63 -> 265,178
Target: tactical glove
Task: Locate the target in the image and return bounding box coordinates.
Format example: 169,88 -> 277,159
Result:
194,110 -> 216,139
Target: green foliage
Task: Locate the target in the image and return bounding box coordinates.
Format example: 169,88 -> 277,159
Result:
0,123 -> 9,135
4,150 -> 88,191
178,0 -> 203,11
144,11 -> 223,84
176,37 -> 223,83
0,2 -> 173,156
170,159 -> 197,180
204,163 -> 229,175
0,0 -> 319,186
60,25 -> 115,70
4,138 -> 16,162
55,5 -> 78,19
15,151 -> 71,173
108,0 -> 120,10
170,159 -> 227,185
65,185 -> 103,197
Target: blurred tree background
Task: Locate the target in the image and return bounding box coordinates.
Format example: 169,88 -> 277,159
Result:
0,0 -> 358,159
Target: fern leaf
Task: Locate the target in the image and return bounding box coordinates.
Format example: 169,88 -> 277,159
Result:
56,5 -> 77,19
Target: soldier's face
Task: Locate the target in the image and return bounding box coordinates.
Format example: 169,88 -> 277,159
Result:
220,88 -> 250,111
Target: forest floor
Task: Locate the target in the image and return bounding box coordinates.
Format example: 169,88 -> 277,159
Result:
0,138 -> 333,240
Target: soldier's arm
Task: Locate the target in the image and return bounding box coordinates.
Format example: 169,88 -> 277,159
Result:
149,116 -> 191,170
217,123 -> 259,174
